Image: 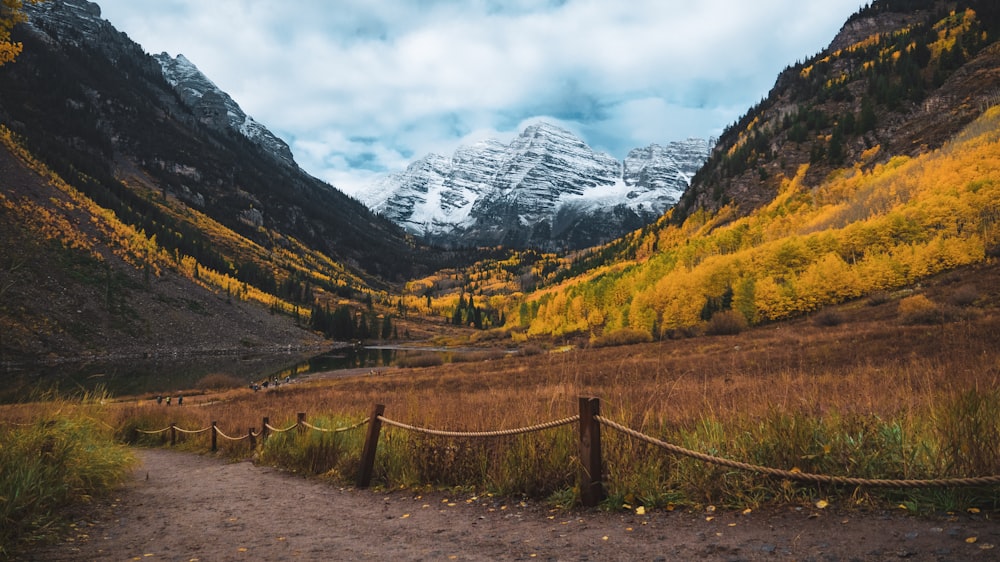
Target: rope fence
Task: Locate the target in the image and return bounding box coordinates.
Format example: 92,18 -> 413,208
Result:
595,415 -> 1000,489
135,397 -> 1000,506
376,414 -> 579,438
300,418 -> 370,434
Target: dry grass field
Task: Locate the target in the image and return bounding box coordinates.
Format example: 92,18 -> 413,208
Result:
4,261 -> 999,512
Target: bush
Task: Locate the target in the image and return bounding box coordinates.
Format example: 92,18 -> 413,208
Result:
813,309 -> 845,327
704,310 -> 748,336
194,372 -> 246,390
396,352 -> 445,369
948,284 -> 979,307
517,344 -> 546,357
590,328 -> 653,348
868,291 -> 892,306
899,294 -> 946,324
451,349 -> 507,363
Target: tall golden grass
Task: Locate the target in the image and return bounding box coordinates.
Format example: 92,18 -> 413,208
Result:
0,392 -> 136,555
4,266 -> 998,513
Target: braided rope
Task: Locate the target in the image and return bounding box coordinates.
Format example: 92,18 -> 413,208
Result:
264,422 -> 298,433
136,427 -> 171,434
300,418 -> 370,433
214,426 -> 251,441
377,414 -> 580,438
596,416 -> 1000,489
174,426 -> 211,434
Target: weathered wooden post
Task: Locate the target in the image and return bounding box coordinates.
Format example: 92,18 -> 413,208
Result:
297,412 -> 306,435
357,404 -> 385,488
249,428 -> 257,449
579,397 -> 605,507
211,421 -> 218,452
261,417 -> 270,442
170,422 -> 176,446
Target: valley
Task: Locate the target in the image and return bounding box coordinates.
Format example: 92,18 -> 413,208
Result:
1,0 -> 1000,554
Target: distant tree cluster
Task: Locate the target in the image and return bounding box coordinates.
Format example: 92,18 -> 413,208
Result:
309,303 -> 394,341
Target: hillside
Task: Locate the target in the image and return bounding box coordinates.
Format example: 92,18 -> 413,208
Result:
505,1 -> 1000,340
676,0 -> 1000,221
0,0 -> 462,361
0,135 -> 324,362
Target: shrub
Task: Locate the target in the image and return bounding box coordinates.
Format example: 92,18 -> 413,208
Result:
948,284 -> 979,307
899,294 -> 962,325
451,349 -> 507,363
704,310 -> 748,336
517,344 -> 546,357
396,352 -> 445,369
590,328 -> 653,348
868,291 -> 892,306
813,309 -> 845,327
195,372 -> 246,390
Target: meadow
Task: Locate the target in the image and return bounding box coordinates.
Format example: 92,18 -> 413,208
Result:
5,260 -> 995,550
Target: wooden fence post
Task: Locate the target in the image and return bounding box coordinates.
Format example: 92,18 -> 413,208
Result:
211,421 -> 218,452
170,422 -> 176,446
249,428 -> 257,450
297,412 -> 306,435
357,404 -> 385,488
579,397 -> 605,507
262,417 -> 270,442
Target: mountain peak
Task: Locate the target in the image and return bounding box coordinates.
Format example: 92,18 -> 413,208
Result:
153,52 -> 296,168
364,122 -> 710,250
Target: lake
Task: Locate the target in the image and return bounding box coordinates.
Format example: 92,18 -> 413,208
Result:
0,346 -> 481,403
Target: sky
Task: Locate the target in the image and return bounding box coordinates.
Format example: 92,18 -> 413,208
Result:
95,0 -> 864,197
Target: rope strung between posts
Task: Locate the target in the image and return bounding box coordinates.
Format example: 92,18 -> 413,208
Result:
264,422 -> 298,433
596,415 -> 1000,489
214,426 -> 250,441
300,418 -> 370,433
377,414 -> 580,438
175,426 -> 211,434
136,427 -> 171,434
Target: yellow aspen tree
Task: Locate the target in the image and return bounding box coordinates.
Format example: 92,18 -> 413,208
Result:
0,0 -> 38,66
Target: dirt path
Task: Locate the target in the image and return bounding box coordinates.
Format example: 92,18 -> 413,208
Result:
22,449 -> 1000,561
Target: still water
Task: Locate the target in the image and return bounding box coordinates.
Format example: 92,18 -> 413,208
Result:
0,346 -> 462,403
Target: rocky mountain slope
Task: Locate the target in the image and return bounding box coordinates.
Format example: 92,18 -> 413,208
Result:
0,0 -> 455,360
153,52 -> 296,168
364,123 -> 710,250
4,0 -> 445,285
675,0 -> 1000,223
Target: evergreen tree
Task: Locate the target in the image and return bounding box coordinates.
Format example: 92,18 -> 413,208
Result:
857,97 -> 877,133
381,314 -> 392,340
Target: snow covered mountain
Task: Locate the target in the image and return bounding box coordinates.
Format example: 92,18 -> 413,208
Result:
363,123 -> 710,250
153,53 -> 296,167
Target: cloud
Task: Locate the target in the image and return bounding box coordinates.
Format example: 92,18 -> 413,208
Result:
97,0 -> 864,197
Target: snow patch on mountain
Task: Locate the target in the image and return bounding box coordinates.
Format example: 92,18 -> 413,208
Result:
363,123 -> 710,249
153,53 -> 296,167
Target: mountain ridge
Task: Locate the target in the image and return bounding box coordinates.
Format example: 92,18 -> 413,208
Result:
675,0 -> 1000,224
364,122 -> 710,250
153,52 -> 297,168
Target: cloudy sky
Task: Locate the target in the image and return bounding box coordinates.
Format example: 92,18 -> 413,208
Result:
96,0 -> 863,196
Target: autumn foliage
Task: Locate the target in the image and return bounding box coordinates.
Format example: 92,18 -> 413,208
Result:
517,106 -> 1000,339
